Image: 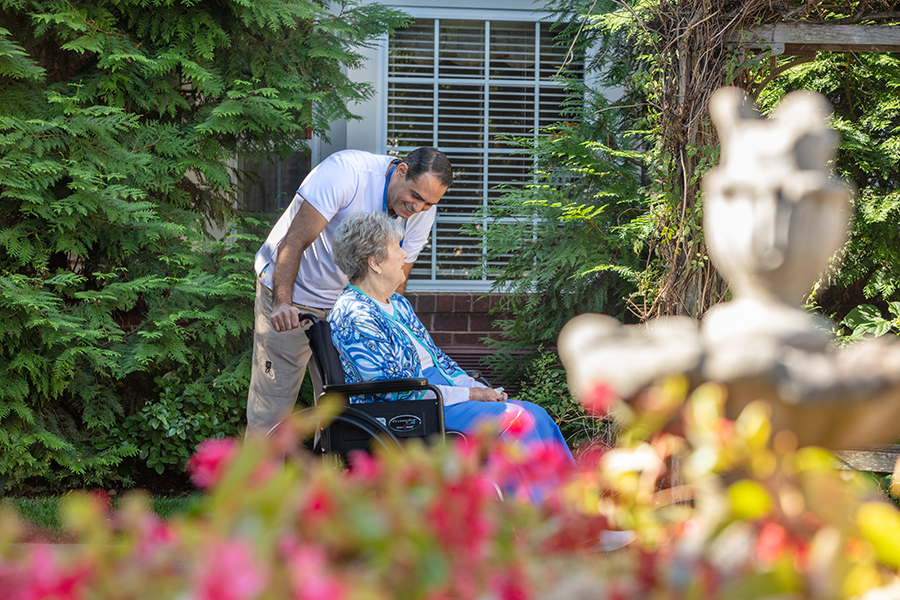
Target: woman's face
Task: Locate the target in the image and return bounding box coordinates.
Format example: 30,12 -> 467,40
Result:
373,240 -> 407,288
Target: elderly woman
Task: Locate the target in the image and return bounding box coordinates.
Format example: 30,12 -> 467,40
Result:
327,211 -> 574,491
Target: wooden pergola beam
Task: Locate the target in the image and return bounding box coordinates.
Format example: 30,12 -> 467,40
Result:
731,23 -> 900,55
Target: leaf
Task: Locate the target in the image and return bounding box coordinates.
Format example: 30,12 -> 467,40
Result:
842,304 -> 890,336
857,502 -> 900,568
728,480 -> 772,520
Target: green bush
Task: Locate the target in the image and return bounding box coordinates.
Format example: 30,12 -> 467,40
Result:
515,349 -> 616,449
0,0 -> 407,493
111,372 -> 244,477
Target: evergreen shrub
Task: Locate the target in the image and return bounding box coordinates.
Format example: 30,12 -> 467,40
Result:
0,0 -> 407,493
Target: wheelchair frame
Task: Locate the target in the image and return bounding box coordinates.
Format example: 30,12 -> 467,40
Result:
281,313 -> 451,458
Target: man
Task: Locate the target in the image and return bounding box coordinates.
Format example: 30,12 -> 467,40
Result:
247,147 -> 453,435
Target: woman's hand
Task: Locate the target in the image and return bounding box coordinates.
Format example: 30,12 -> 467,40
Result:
468,387 -> 508,402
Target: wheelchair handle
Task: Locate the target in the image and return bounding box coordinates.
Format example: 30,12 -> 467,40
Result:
297,312 -> 319,325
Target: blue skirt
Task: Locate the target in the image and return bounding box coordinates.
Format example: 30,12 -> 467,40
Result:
423,366 -> 575,464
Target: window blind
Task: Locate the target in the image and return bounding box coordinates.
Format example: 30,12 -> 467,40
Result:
387,18 -> 582,285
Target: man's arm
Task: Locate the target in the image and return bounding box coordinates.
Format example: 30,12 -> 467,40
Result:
270,200 -> 329,332
395,262 -> 415,295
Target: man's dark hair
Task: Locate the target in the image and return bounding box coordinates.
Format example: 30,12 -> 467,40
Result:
400,147 -> 453,187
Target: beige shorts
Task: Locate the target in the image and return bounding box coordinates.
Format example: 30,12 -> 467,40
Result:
246,278 -> 328,436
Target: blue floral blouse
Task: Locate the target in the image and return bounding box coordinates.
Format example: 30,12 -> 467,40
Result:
328,286 -> 469,403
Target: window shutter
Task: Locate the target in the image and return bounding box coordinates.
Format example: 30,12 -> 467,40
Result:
388,18 -> 582,287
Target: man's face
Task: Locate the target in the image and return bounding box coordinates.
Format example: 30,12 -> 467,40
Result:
387,163 -> 447,219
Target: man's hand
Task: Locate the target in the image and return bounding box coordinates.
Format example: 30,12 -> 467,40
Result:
270,304 -> 302,332
468,387 -> 507,402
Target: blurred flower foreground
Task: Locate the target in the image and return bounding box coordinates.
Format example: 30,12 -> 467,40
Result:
2,379 -> 900,600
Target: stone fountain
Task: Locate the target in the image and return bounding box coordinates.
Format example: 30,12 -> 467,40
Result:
559,87 -> 900,450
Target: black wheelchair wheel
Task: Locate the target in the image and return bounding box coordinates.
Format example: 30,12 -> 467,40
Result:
267,406 -> 403,466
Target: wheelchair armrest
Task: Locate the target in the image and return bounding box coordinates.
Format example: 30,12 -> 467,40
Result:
465,370 -> 491,388
323,378 -> 444,409
324,377 -> 431,395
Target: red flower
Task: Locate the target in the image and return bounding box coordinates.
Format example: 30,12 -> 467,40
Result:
427,474 -> 496,561
194,540 -> 266,600
186,438 -> 239,489
17,545 -> 92,600
490,566 -> 530,600
346,450 -> 383,482
582,382 -> 617,417
756,522 -> 789,564
574,440 -> 612,470
301,486 -> 335,527
498,405 -> 535,437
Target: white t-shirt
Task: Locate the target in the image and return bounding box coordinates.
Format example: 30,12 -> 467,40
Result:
254,150 -> 437,308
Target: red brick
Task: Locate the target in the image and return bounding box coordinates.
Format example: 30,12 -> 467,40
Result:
468,314 -> 494,332
430,332 -> 453,347
418,313 -> 434,329
454,294 -> 473,312
490,294 -> 508,310
432,313 -> 469,331
472,294 -> 492,313
436,294 -> 455,312
416,293 -> 435,313
453,332 -> 490,346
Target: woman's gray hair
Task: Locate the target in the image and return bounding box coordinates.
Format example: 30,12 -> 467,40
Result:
333,211 -> 405,284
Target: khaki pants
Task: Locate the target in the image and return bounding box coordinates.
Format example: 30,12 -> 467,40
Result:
246,278 -> 328,436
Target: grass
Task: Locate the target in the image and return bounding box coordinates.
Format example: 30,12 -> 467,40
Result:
1,493 -> 203,540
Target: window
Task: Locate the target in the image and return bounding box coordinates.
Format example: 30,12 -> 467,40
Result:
386,18 -> 583,290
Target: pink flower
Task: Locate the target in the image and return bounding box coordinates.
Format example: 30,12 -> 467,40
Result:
490,566 -> 530,600
487,441 -> 573,500
195,540 -> 266,600
582,381 -> 617,417
137,513 -> 178,561
280,539 -> 348,600
17,545 -> 91,600
756,522 -> 788,564
346,450 -> 382,482
498,406 -> 535,437
187,438 -> 239,489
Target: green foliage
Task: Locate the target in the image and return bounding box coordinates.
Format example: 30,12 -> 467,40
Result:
758,52 -> 900,318
110,372 -> 243,476
483,2 -> 900,381
514,348 -> 616,448
476,87 -> 646,377
0,0 -> 407,492
474,9 -> 650,381
840,302 -> 900,341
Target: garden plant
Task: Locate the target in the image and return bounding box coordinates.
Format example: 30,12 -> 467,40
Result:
479,0 -> 900,383
0,0 -> 407,493
1,380 -> 899,599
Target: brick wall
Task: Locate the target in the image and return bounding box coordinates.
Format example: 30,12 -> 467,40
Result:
403,292 -> 504,349
403,292 -> 519,391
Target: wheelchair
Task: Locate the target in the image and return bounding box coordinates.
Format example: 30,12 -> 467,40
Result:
267,313 -> 478,460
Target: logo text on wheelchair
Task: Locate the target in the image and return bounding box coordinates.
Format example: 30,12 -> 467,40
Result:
388,415 -> 423,432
